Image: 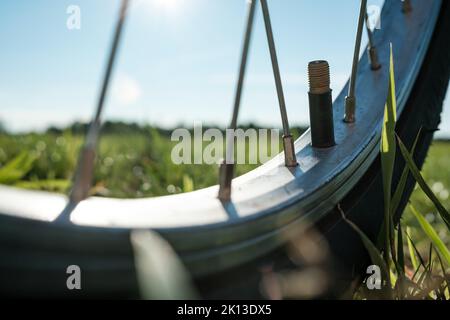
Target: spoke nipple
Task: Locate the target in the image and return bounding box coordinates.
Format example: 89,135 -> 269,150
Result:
282,135 -> 298,167
344,96 -> 356,123
308,61 -> 336,148
402,0 -> 412,13
69,146 -> 96,203
218,161 -> 234,202
368,46 -> 382,70
364,13 -> 381,71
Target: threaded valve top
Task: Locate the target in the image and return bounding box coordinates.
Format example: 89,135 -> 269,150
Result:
308,60 -> 331,95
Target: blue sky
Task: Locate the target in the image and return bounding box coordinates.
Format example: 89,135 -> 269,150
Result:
0,0 -> 449,137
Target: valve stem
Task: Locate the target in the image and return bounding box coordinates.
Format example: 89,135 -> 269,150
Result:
308,61 -> 335,148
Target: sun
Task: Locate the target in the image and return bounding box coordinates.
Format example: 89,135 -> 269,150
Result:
153,0 -> 179,10
139,0 -> 184,13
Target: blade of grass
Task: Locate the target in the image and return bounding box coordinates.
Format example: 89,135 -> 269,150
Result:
390,267 -> 398,289
392,224 -> 406,297
425,245 -> 437,300
182,174 -> 194,193
409,204 -> 450,266
406,227 -> 420,272
380,44 -> 398,275
130,230 -> 198,300
434,248 -> 449,299
427,243 -> 434,277
406,230 -> 426,269
339,207 -> 390,289
412,250 -> 435,299
411,263 -> 422,284
0,151 -> 36,184
14,179 -> 70,193
397,223 -> 405,276
390,128 -> 422,216
386,128 -> 421,290
402,276 -> 422,299
397,136 -> 450,229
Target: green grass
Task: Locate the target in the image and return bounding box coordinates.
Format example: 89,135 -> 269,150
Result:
0,126 -> 305,198
404,141 -> 450,248
351,48 -> 449,300
0,129 -> 448,212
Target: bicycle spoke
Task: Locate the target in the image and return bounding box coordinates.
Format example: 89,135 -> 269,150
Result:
218,0 -> 257,202
365,12 -> 381,70
69,0 -> 131,204
260,0 -> 297,168
344,0 -> 367,123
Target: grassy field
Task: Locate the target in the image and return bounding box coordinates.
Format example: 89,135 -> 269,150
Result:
0,125 -> 306,198
0,128 -> 448,248
403,141 -> 450,248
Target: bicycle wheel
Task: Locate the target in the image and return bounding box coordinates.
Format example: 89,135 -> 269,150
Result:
0,0 -> 448,299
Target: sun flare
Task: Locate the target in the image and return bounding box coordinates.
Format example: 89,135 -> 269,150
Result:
140,0 -> 184,13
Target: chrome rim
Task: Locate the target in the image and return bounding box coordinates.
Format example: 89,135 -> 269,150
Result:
0,0 -> 443,277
